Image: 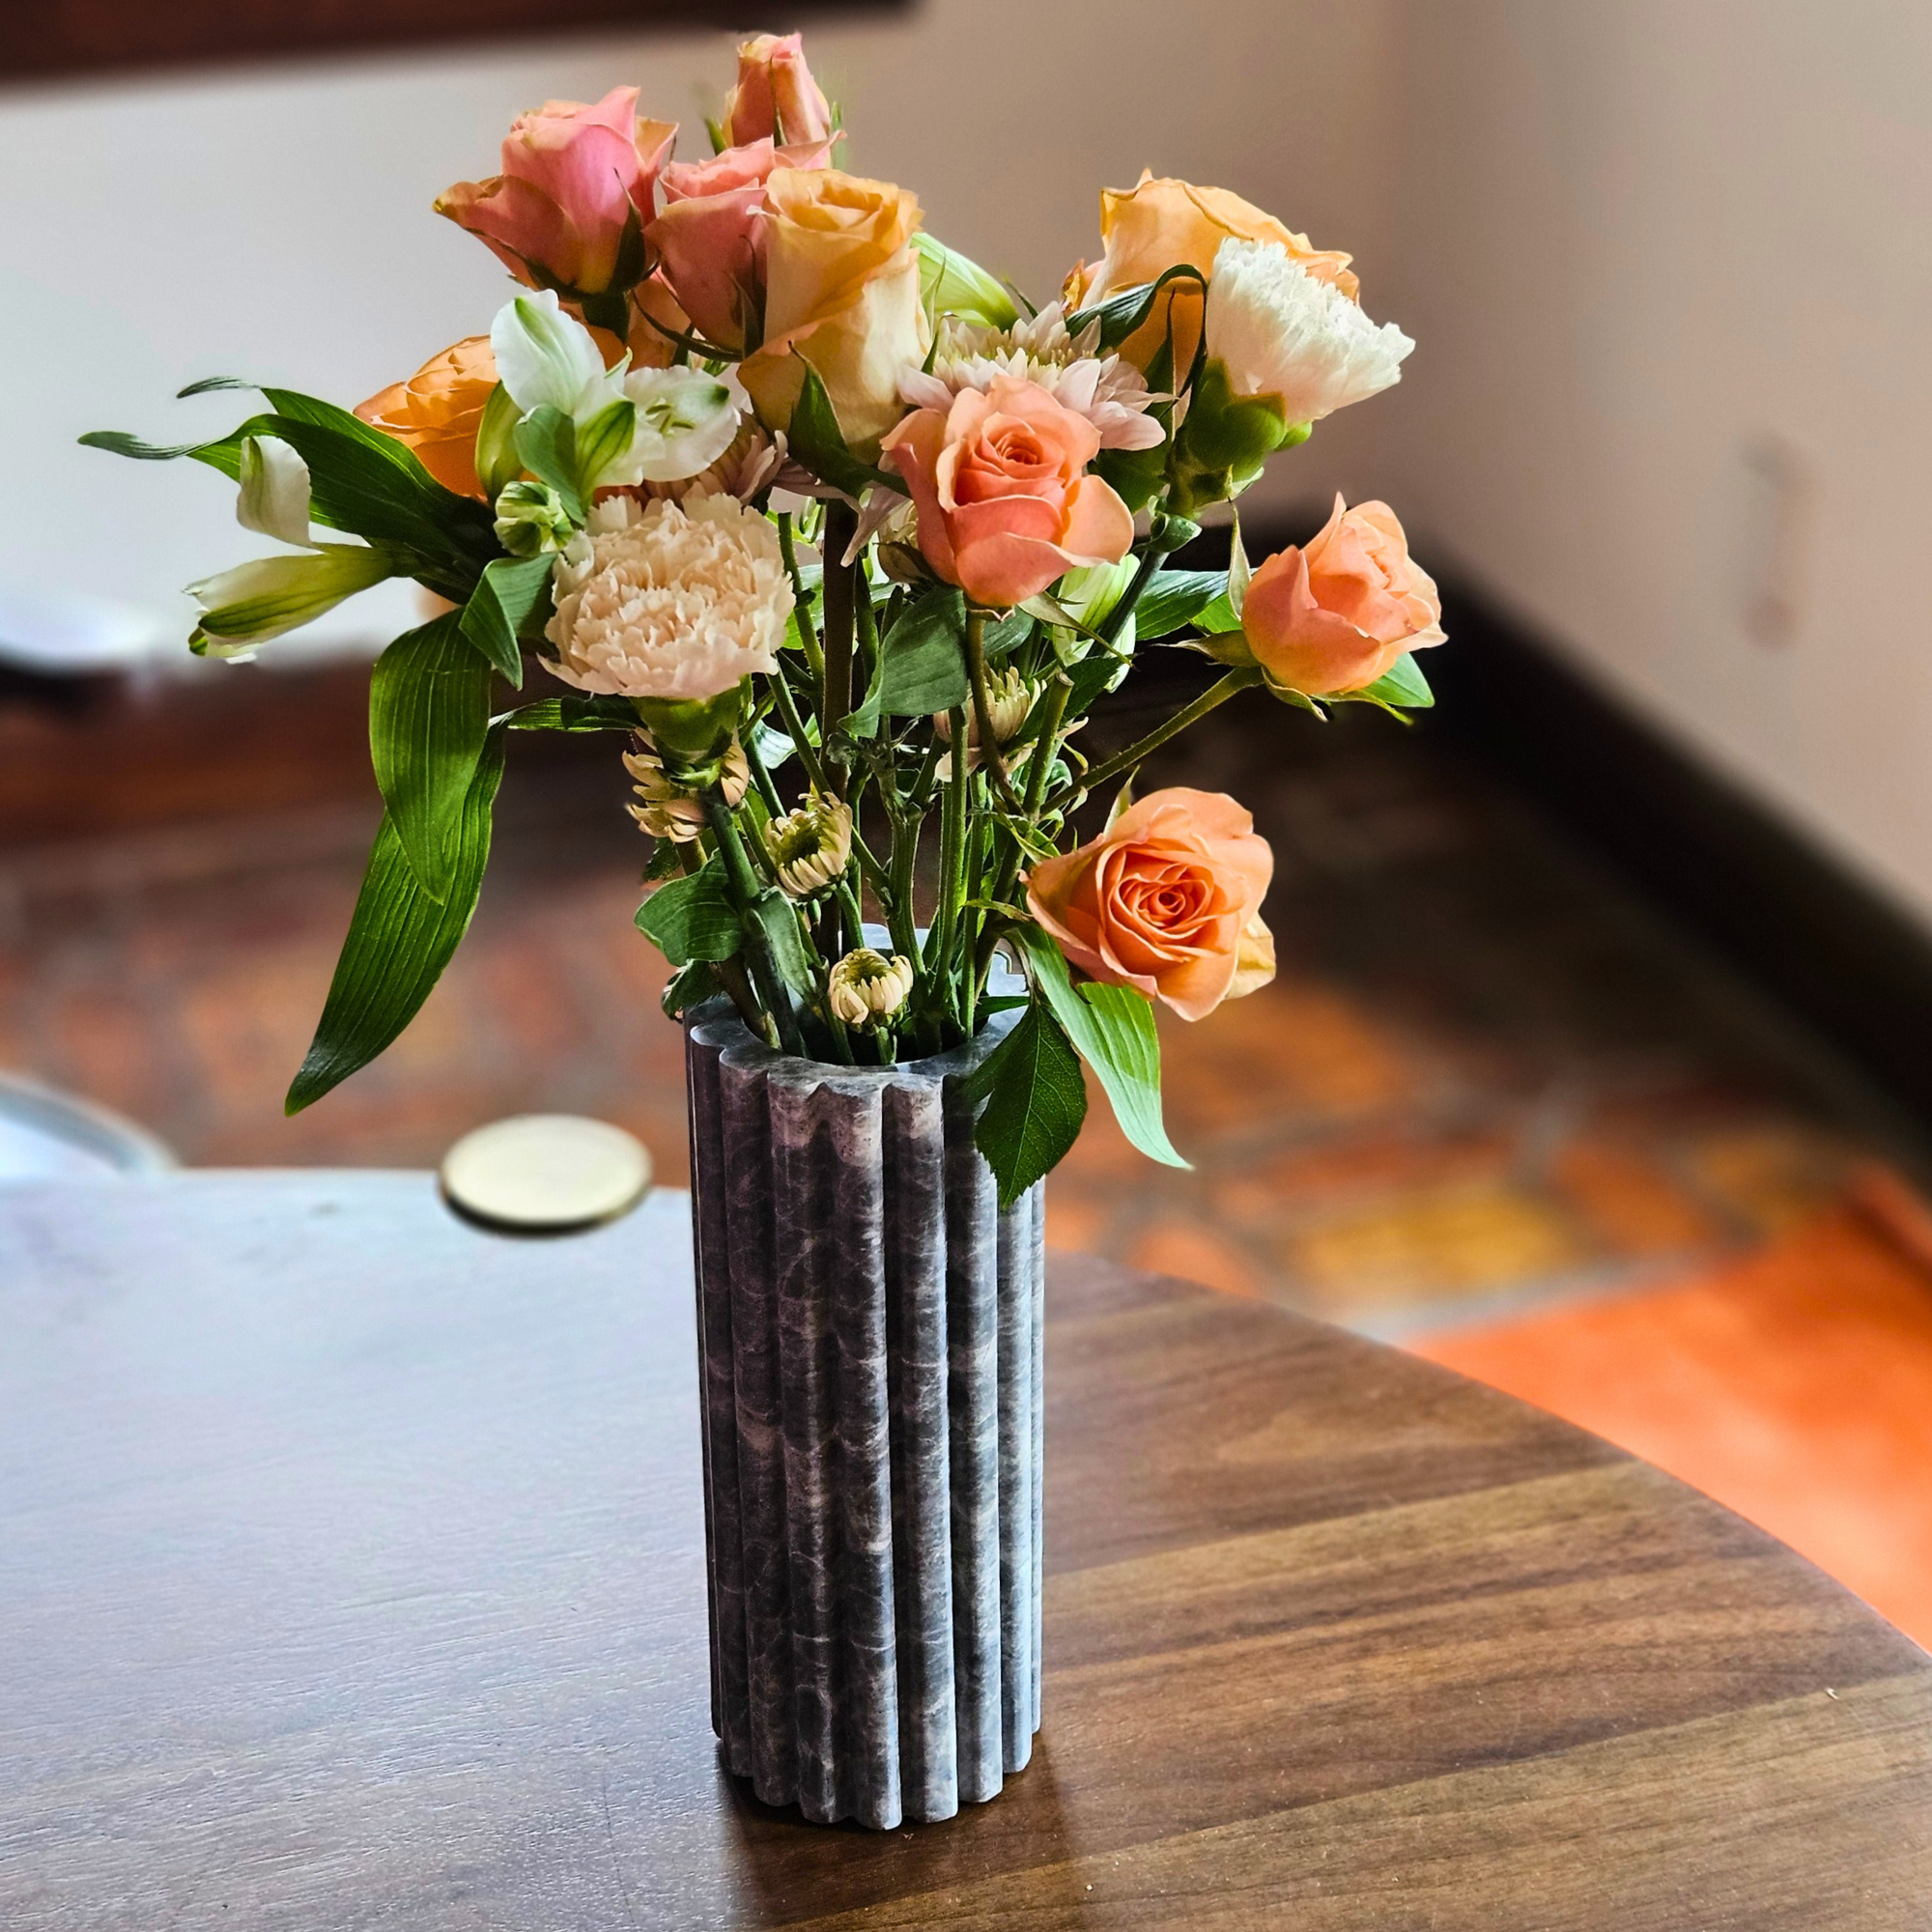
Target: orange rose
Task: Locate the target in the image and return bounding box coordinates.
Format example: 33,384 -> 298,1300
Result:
1026,788 -> 1274,1020
356,327 -> 628,497
883,375 -> 1134,610
355,337 -> 498,497
1241,496 -> 1445,695
1064,172 -> 1358,375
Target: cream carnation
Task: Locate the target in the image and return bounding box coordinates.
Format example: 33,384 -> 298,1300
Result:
898,302 -> 1165,452
545,492 -> 792,701
1204,238 -> 1412,424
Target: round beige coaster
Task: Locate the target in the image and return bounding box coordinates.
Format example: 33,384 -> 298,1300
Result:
440,1115 -> 652,1234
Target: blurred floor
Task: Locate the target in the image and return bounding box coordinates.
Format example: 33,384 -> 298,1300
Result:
3,670 -> 1931,1639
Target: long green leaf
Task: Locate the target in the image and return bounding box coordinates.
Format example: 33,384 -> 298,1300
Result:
751,891 -> 819,997
514,407 -> 585,523
788,359 -> 900,500
285,727 -> 505,1114
635,859 -> 743,965
965,1000 -> 1089,1208
497,694 -> 639,732
460,554 -> 553,687
369,612 -> 495,903
1018,926 -> 1187,1170
1065,262 -> 1208,353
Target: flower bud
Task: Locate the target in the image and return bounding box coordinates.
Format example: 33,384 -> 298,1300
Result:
186,543 -> 397,656
1168,357 -> 1297,517
766,792 -> 853,898
933,666 -> 1035,778
911,232 -> 1020,329
494,479 -> 576,556
828,948 -> 915,1028
624,731 -> 748,842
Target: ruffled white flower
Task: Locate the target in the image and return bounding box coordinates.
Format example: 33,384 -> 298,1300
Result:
898,303 -> 1165,452
545,493 -> 792,701
1204,238 -> 1413,424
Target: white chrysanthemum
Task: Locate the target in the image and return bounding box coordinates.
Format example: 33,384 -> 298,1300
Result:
624,731 -> 749,842
898,302 -> 1165,452
765,793 -> 853,898
1204,238 -> 1413,424
545,493 -> 791,701
827,949 -> 915,1028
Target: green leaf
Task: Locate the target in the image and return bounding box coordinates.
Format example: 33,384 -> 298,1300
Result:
1017,926 -> 1187,1170
497,693 -> 639,732
513,407 -> 585,523
176,375 -> 251,397
981,608 -> 1034,656
635,859 -> 743,965
1065,262 -> 1208,353
1350,651 -> 1435,710
854,584 -> 971,728
285,727 -> 505,1114
459,553 -> 553,687
368,612 -> 495,904
661,957 -> 722,1019
965,1000 -> 1089,1208
750,891 -> 819,997
787,359 -> 901,500
1136,569 -> 1230,640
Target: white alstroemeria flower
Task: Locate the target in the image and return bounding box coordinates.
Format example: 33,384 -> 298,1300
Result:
898,302 -> 1165,452
491,290 -> 622,422
606,366 -> 751,486
1204,238 -> 1413,424
235,435 -> 313,547
187,545 -> 395,656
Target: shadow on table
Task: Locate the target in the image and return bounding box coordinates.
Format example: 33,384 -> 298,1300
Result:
715,1733 -> 1084,1922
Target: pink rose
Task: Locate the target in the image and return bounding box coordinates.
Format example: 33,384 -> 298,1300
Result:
1240,495 -> 1446,695
1026,789 -> 1275,1020
437,87 -> 677,297
723,33 -> 833,148
881,376 -> 1134,610
647,136 -> 834,351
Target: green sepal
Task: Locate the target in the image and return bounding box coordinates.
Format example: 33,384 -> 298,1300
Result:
514,407 -> 585,524
1016,926 -> 1187,1171
1346,651 -> 1435,711
368,611 -> 495,903
787,358 -> 902,499
964,998 -> 1089,1208
637,685 -> 748,758
1065,262 -> 1208,354
459,553 -> 553,687
635,858 -> 743,965
285,725 -> 505,1114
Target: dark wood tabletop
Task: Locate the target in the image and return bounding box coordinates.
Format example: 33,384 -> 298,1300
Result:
2,1172 -> 1928,1929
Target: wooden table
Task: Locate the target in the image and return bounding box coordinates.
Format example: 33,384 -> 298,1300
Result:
3,1173 -> 1928,1929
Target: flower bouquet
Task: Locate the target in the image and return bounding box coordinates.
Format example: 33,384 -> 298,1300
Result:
86,31 -> 1442,1825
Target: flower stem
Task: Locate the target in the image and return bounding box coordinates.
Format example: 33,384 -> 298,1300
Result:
776,513 -> 824,683
1098,538 -> 1172,650
768,665 -> 829,794
1074,667 -> 1262,803
975,669 -> 1073,996
820,501 -> 859,796
923,704 -> 970,1033
702,784 -> 806,1058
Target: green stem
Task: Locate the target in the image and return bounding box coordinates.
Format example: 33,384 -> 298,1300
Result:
702,786 -> 806,1058
1074,668 -> 1262,804
768,663 -> 829,794
1097,539 -> 1172,650
777,514 -> 824,683
963,607 -> 1021,811
741,727 -> 785,823
923,706 -> 971,1035
820,501 -> 859,795
975,669 -> 1074,997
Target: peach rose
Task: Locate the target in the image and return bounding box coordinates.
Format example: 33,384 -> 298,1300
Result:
1064,172 -> 1359,375
723,33 -> 833,148
1027,789 -> 1275,1021
882,376 -> 1134,610
436,87 -> 676,297
355,336 -> 498,497
739,167 -> 928,448
1241,496 -> 1445,695
647,136 -> 835,351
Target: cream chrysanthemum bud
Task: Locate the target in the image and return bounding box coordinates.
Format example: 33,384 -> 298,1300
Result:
1204,238 -> 1412,424
545,492 -> 792,701
765,793 -> 852,898
827,948 -> 915,1028
623,731 -> 748,842
933,666 -> 1035,778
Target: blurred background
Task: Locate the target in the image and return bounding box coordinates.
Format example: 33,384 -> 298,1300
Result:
4,2 -> 1931,1642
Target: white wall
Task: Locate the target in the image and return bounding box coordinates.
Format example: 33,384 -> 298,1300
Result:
1369,1 -> 1932,923
0,0 -> 1400,666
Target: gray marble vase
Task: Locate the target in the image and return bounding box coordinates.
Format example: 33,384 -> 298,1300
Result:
683,985 -> 1044,1831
